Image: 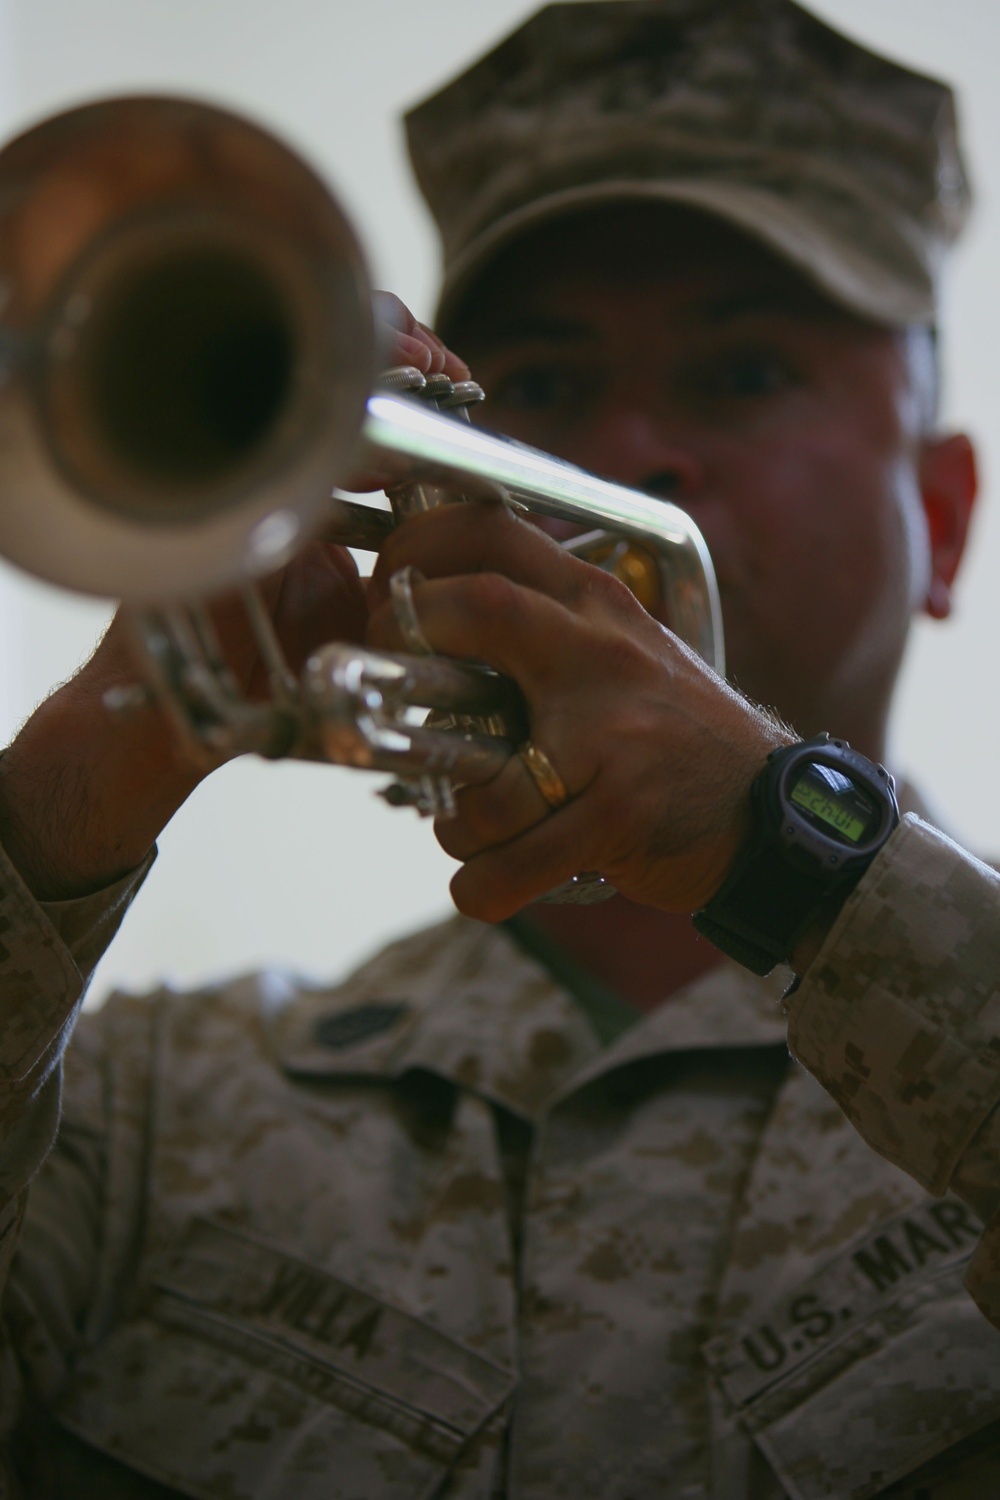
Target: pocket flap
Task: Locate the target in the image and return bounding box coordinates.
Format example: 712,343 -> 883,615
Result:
705,1202 -> 1000,1499
55,1218 -> 515,1500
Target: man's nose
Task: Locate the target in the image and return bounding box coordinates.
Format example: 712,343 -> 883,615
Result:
586,406 -> 704,502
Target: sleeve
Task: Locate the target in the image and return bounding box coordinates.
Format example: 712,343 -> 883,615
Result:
785,814 -> 1000,1328
37,848 -> 156,983
0,840 -> 152,1464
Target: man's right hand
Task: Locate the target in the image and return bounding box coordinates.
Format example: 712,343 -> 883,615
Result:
367,499 -> 792,923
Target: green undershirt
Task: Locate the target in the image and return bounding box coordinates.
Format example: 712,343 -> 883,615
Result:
504,914 -> 642,1048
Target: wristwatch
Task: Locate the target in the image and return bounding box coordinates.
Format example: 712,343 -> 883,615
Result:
693,734 -> 899,975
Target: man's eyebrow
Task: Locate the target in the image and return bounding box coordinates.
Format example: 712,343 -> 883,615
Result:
463,289 -> 834,348
467,316 -> 598,348
697,288 -> 832,324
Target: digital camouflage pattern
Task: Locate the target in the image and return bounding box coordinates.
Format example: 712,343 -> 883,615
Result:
406,0 -> 970,332
1,814 -> 1000,1497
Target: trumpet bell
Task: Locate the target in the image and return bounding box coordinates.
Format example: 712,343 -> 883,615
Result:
0,96 -> 373,602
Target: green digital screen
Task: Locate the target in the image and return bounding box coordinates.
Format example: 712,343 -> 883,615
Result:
789,765 -> 875,845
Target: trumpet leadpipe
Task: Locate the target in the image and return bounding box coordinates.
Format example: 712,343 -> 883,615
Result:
352,393 -> 724,677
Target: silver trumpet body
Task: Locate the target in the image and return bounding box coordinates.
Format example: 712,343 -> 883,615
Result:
0,95 -> 724,814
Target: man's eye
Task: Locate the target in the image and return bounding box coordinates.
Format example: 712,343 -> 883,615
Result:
710,352 -> 795,398
490,366 -> 588,411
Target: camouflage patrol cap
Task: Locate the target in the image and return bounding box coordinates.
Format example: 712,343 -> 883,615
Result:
405,0 -> 970,329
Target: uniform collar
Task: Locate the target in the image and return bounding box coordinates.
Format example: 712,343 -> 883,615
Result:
274,914 -> 789,1121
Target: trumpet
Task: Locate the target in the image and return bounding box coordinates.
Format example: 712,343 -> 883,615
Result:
0,95 -> 723,821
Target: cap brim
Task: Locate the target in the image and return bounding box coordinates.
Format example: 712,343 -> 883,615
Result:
435,178 -> 935,331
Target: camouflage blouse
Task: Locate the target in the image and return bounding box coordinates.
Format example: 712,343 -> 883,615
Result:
1,813 -> 999,1497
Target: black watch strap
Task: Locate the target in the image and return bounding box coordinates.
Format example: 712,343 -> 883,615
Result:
693,847 -> 837,975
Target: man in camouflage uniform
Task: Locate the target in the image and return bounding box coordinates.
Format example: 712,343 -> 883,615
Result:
2,2 -> 1000,1496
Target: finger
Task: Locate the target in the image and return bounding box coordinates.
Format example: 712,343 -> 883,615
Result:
205,542 -> 369,697
367,571 -> 588,699
415,319 -> 471,382
392,331 -> 439,374
373,291 -> 470,380
270,542 -> 370,662
372,290 -> 410,330
435,748 -> 574,862
448,795 -> 608,922
370,500 -> 589,611
374,291 -> 440,372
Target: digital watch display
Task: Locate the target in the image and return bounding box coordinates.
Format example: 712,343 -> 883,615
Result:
787,762 -> 882,847
693,735 -> 899,976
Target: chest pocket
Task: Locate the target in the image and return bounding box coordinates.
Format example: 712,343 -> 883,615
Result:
52,1218 -> 515,1500
705,1200 -> 1000,1499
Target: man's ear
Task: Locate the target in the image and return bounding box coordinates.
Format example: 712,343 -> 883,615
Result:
919,432 -> 978,621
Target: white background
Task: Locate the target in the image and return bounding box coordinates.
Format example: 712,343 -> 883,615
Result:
0,0 -> 997,1004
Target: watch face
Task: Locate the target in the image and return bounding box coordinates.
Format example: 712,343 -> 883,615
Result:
788,761 -> 882,847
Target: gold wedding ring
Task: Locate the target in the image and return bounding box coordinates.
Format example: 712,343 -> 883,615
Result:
518,741 -> 569,810
389,565 -> 434,655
